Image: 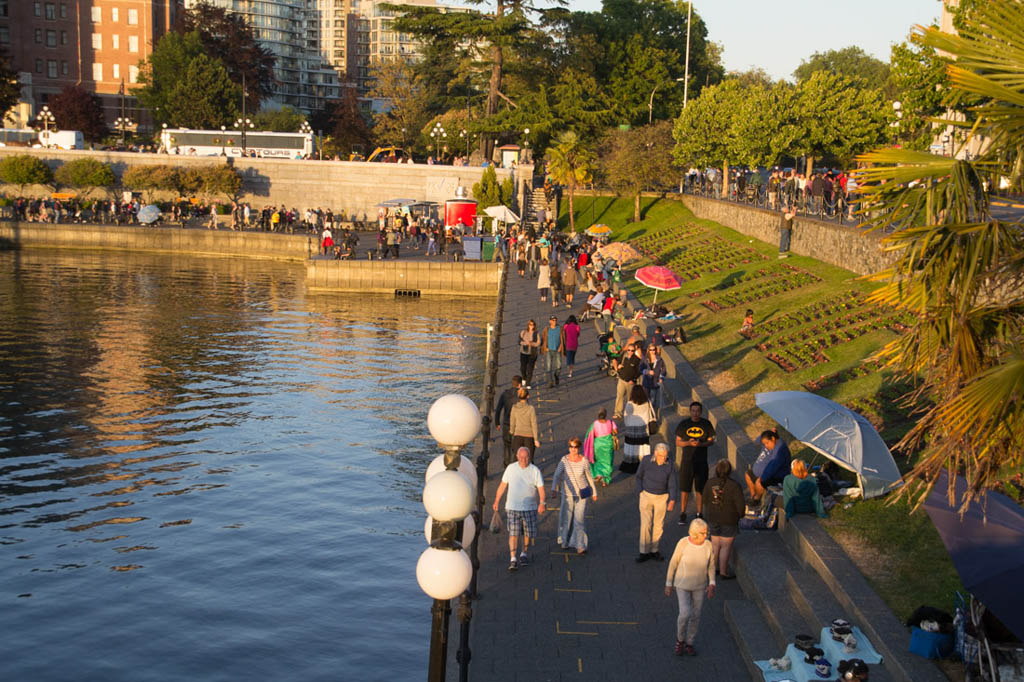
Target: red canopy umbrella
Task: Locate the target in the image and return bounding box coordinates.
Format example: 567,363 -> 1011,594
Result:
635,265 -> 682,303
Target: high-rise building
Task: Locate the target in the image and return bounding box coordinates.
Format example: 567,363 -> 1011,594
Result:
0,0 -> 180,128
184,0 -> 340,112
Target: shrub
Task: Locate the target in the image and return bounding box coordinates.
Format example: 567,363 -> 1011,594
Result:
0,155 -> 54,192
54,157 -> 115,191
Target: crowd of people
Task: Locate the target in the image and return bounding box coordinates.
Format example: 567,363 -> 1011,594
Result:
683,166 -> 860,219
487,235 -> 830,658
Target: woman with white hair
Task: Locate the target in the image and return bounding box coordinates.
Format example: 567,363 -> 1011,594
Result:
664,517 -> 716,657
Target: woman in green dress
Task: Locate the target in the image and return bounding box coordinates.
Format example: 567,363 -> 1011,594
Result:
583,408 -> 618,486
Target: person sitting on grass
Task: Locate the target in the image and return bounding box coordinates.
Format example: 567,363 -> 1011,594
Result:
744,429 -> 791,504
740,309 -> 754,335
782,459 -> 828,520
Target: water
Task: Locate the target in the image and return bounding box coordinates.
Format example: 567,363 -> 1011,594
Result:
0,250 -> 493,682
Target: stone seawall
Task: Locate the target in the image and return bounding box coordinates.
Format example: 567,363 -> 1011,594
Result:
0,221 -> 313,261
306,259 -> 501,297
0,148 -> 514,219
682,195 -> 897,276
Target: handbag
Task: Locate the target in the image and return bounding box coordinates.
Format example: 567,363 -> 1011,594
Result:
565,457 -> 593,500
648,420 -> 659,436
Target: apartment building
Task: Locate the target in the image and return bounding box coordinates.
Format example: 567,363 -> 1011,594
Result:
184,0 -> 340,112
0,0 -> 179,128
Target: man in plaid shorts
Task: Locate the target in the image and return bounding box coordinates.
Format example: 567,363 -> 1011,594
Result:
492,447 -> 546,571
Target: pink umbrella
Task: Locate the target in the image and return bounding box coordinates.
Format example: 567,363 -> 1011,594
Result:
635,265 -> 682,303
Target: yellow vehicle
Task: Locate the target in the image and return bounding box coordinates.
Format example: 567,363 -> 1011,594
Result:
349,146 -> 408,163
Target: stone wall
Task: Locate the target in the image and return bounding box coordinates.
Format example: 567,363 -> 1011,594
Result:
307,259 -> 501,297
682,195 -> 897,276
0,148 -> 514,219
0,221 -> 312,261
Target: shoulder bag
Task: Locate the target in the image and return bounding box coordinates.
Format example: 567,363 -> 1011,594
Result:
565,457 -> 593,500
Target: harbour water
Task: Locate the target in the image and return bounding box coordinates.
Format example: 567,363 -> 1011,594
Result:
0,250 -> 493,681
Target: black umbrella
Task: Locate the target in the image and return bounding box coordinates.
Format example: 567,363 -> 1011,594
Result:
924,471 -> 1024,641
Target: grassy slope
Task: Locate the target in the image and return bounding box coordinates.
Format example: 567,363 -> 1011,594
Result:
561,194 -> 961,618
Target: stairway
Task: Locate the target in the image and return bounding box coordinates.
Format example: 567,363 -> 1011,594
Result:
521,186 -> 551,229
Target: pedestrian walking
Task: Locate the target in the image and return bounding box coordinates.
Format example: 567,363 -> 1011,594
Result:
549,259 -> 563,307
492,447 -> 546,571
621,385 -> 657,473
551,437 -> 597,554
561,258 -> 578,307
636,442 -> 678,562
640,345 -> 666,416
542,315 -> 563,387
509,388 -> 540,462
561,315 -> 580,378
702,459 -> 745,579
494,375 -> 523,466
518,320 -> 541,388
674,401 -> 715,526
583,408 -> 617,487
537,258 -> 551,302
613,342 -> 642,419
665,517 -> 716,656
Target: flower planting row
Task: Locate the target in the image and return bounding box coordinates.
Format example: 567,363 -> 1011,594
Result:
688,263 -> 795,298
702,267 -> 822,311
760,313 -> 914,372
742,291 -> 865,340
802,361 -> 881,391
663,237 -> 767,280
632,224 -> 704,259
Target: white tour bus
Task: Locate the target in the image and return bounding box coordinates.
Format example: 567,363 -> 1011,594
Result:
159,128 -> 314,159
38,129 -> 84,150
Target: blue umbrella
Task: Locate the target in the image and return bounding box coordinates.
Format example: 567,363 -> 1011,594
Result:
924,471 -> 1024,641
137,205 -> 161,224
754,391 -> 902,499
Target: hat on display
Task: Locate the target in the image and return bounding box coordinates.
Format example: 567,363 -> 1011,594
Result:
803,646 -> 825,664
838,658 -> 869,680
843,633 -> 859,653
831,624 -> 853,641
794,634 -> 816,652
814,658 -> 832,678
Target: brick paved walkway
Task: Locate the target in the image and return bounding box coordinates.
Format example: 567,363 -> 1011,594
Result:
461,270 -> 753,681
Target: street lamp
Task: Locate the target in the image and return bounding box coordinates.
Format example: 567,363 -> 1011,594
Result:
36,106 -> 56,145
683,1 -> 692,108
401,127 -> 407,151
235,117 -> 254,155
891,101 -> 903,146
114,116 -> 133,146
431,122 -> 446,161
418,394 -> 481,682
460,128 -> 468,158
649,78 -> 686,124
220,125 -> 227,156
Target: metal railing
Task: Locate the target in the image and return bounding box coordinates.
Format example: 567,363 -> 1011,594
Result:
680,179 -> 863,226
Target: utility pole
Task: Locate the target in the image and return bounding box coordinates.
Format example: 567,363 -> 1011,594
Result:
119,79 -> 126,143
683,1 -> 692,108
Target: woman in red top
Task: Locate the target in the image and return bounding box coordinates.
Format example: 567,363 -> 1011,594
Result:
561,315 -> 581,378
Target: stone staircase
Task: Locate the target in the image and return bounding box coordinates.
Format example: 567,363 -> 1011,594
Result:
521,185 -> 552,228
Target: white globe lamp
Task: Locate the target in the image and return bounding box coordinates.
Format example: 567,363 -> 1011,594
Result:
416,547 -> 473,600
425,453 -> 477,494
427,394 -> 481,448
424,514 -> 476,547
422,470 -> 473,522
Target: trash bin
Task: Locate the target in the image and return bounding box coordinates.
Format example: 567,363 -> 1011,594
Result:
481,237 -> 495,262
463,236 -> 482,261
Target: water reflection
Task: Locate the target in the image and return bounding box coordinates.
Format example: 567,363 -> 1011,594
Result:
0,249 -> 492,681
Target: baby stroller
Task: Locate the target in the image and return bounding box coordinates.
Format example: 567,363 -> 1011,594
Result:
598,332 -> 621,377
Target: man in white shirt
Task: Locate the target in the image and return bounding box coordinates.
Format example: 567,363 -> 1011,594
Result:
492,447 -> 546,571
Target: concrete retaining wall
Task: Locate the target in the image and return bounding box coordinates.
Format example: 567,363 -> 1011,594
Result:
682,195 -> 897,276
0,221 -> 312,261
307,259 -> 502,297
0,148 -> 513,219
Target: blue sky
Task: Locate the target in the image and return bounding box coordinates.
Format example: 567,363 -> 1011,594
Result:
567,0 -> 943,81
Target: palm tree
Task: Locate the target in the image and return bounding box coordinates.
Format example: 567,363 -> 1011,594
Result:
544,131 -> 594,232
855,2 -> 1024,510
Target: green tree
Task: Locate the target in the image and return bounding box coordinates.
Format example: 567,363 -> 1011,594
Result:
550,70 -> 614,142
197,165 -> 242,201
606,36 -> 681,126
164,54 -> 241,129
318,88 -> 374,158
252,106 -> 306,133
472,165 -> 515,228
793,46 -> 890,85
135,31 -> 205,127
368,59 -> 432,152
122,165 -> 180,201
49,86 -> 107,142
672,79 -> 745,195
0,155 -> 53,193
545,131 -> 594,232
889,37 -> 950,151
54,158 -> 115,195
599,121 -> 675,222
0,47 -> 20,122
856,2 -> 1024,506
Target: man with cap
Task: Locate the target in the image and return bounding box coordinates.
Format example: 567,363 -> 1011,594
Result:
493,375 -> 523,466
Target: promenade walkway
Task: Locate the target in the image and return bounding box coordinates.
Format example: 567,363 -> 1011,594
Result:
465,269 -> 754,681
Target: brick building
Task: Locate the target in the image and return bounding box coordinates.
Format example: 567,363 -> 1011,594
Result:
0,0 -> 180,130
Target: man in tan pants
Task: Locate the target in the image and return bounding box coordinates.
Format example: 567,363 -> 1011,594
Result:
635,443 -> 679,562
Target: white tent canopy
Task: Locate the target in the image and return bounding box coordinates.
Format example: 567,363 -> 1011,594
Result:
483,205 -> 520,223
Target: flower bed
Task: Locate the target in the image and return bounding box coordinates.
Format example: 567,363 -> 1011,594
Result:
631,223 -> 765,280
703,267 -> 822,311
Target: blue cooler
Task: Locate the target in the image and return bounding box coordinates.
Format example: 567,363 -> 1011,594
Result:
909,626 -> 954,659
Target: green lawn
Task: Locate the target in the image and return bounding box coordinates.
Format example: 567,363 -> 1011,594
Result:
562,193 -> 962,619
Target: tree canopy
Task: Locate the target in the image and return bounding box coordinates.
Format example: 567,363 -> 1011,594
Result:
0,48 -> 19,123
49,86 -> 107,143
54,158 -> 115,192
0,155 -> 53,192
253,106 -> 306,133
793,46 -> 890,86
599,121 -> 675,222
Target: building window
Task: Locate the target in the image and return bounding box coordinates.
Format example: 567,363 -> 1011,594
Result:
128,65 -> 138,84
60,30 -> 67,44
128,35 -> 138,53
44,3 -> 55,20
46,29 -> 56,47
60,3 -> 67,18
91,6 -> 100,22
92,63 -> 102,81
112,64 -> 120,79
1,1 -> 9,17
61,60 -> 68,75
111,7 -> 118,22
47,60 -> 57,78
112,34 -> 119,49
0,27 -> 8,43
34,2 -> 42,18
35,58 -> 43,73
127,8 -> 138,25
91,33 -> 101,49
35,28 -> 43,43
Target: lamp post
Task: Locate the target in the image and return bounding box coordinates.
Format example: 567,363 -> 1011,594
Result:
36,106 -> 55,145
461,129 -> 468,158
235,117 -> 254,156
114,116 -> 133,146
683,1 -> 692,108
431,122 -> 446,162
891,101 -> 903,146
941,132 -> 951,157
299,121 -> 312,158
418,394 -> 481,682
401,127 -> 407,152
648,78 -> 686,124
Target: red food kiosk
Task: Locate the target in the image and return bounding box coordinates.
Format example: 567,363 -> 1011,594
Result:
444,197 -> 476,232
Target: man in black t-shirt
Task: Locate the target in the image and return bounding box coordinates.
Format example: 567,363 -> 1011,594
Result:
674,401 -> 715,525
